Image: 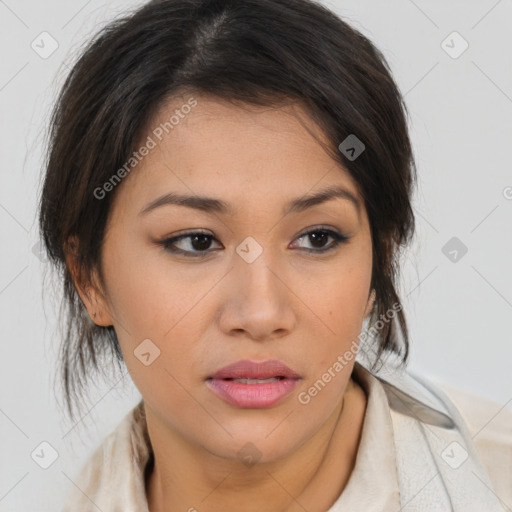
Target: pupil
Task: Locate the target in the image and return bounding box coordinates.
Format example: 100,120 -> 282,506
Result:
310,232 -> 327,248
192,234 -> 211,251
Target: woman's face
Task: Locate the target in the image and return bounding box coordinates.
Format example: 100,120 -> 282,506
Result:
88,94 -> 373,464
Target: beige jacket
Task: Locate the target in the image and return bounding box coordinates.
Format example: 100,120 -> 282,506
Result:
61,360 -> 512,511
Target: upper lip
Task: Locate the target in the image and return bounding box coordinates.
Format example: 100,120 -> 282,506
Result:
208,359 -> 301,380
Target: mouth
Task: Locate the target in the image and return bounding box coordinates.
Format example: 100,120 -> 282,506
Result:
207,359 -> 301,380
206,359 -> 301,408
222,377 -> 285,384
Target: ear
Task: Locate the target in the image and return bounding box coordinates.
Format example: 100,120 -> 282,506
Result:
363,289 -> 376,318
64,236 -> 113,327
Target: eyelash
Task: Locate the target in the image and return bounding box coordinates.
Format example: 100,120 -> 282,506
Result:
157,227 -> 350,258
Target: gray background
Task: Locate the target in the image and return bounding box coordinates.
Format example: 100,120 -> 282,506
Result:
1,0 -> 511,510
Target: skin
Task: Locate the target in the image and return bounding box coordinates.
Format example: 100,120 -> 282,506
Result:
69,93 -> 375,512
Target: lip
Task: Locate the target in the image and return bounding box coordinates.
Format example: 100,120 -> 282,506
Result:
206,359 -> 301,408
209,359 -> 301,380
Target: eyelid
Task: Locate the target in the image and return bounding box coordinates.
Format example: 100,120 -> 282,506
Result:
290,226 -> 350,251
295,224 -> 341,239
159,229 -> 221,258
158,225 -> 350,257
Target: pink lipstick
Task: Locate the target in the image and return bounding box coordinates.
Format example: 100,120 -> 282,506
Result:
206,359 -> 301,408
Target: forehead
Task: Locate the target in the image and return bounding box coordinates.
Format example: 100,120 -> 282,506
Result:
114,94 -> 362,217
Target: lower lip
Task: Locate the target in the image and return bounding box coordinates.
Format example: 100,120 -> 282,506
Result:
206,378 -> 300,408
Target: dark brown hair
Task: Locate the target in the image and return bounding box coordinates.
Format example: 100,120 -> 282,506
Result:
38,0 -> 417,421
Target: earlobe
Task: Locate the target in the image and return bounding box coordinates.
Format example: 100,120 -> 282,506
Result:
88,305 -> 112,327
76,271 -> 113,327
64,237 -> 113,327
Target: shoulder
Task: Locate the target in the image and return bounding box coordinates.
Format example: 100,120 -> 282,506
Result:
61,430 -> 118,511
435,380 -> 512,506
355,358 -> 511,507
61,401 -> 148,511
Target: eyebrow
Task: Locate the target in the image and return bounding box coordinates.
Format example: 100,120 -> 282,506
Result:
138,185 -> 361,218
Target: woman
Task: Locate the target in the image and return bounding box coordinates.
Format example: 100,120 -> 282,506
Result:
38,0 -> 511,510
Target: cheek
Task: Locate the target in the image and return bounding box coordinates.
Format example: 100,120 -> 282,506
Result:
298,264 -> 370,385
307,265 -> 370,337
100,236 -> 213,380
328,276 -> 369,337
296,279 -> 366,417
101,234 -> 194,335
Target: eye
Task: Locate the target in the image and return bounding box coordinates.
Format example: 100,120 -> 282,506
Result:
159,230 -> 222,258
158,226 -> 350,258
290,227 -> 350,253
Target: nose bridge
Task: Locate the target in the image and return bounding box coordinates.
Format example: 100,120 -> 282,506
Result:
234,238 -> 282,302
220,236 -> 296,339
213,226 -> 303,341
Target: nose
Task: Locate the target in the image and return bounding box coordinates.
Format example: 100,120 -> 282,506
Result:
217,248 -> 296,343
